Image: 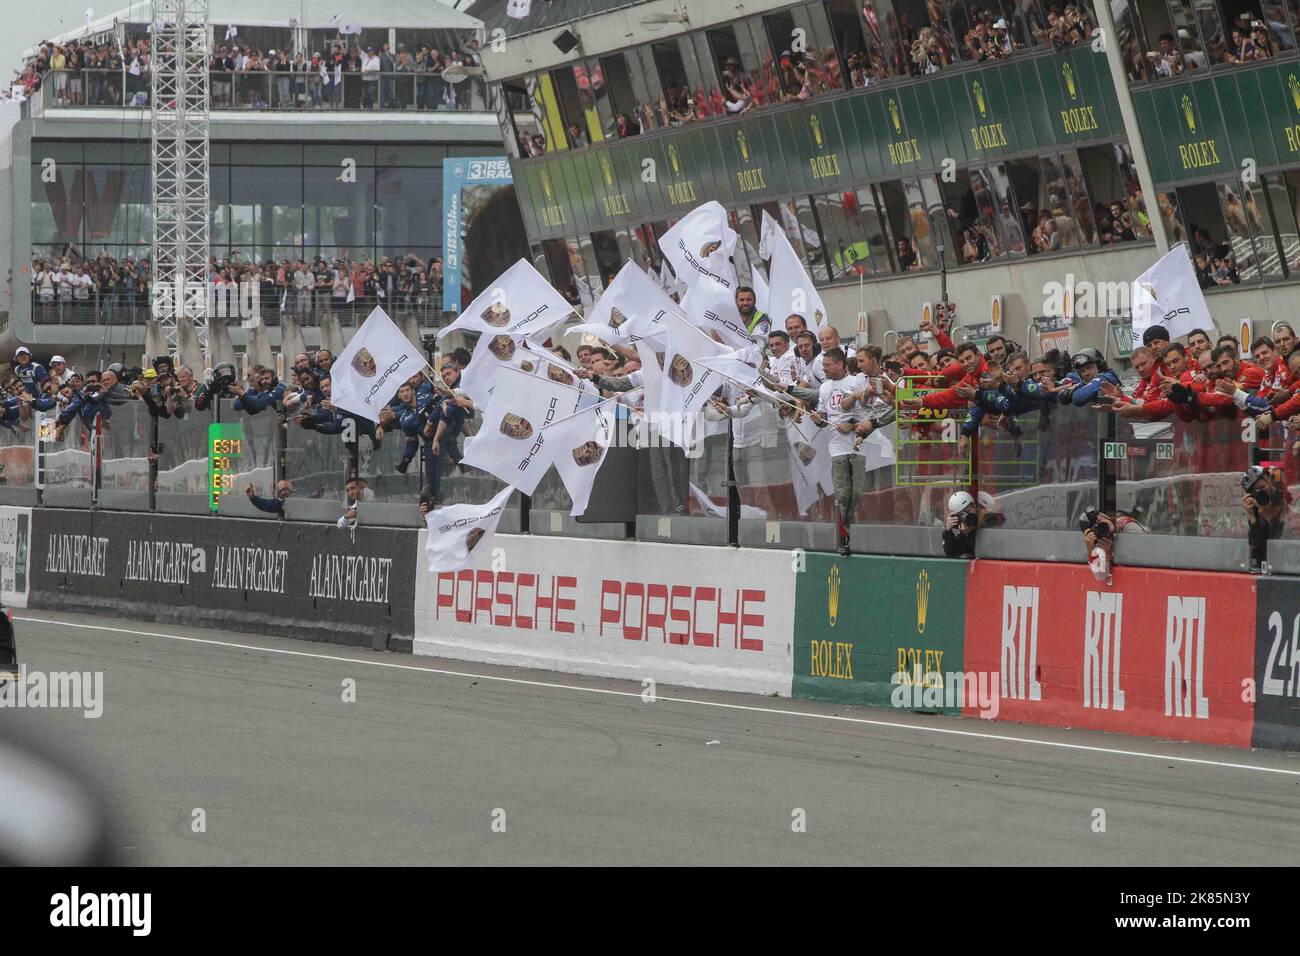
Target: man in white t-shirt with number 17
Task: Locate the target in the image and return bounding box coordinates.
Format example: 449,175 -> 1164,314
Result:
811,346 -> 867,556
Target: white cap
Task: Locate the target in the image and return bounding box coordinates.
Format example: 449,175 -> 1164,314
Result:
14,347 -> 30,358
994,17 -> 1007,27
50,354 -> 66,365
947,491 -> 974,514
977,490 -> 999,512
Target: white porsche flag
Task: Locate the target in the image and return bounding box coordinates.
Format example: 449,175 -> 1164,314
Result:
425,485 -> 514,574
655,310 -> 728,425
458,331 -> 531,406
857,427 -> 895,472
658,202 -> 738,292
438,259 -> 575,341
329,306 -> 427,421
1130,244 -> 1215,347
570,261 -> 682,344
687,483 -> 767,519
461,366 -> 590,495
680,273 -> 761,349
785,414 -> 833,515
547,395 -> 618,517
694,349 -> 764,392
507,0 -> 533,18
765,210 -> 828,329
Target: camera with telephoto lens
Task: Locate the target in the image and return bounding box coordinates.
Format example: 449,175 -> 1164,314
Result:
1077,507 -> 1111,539
117,366 -> 143,386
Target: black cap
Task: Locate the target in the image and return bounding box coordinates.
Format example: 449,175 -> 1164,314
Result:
1141,324 -> 1170,345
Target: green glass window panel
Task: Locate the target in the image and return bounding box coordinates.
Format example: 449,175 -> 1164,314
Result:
1252,66 -> 1295,168
898,84 -> 939,173
1131,90 -> 1173,185
941,75 -> 977,167
661,133 -> 705,212
1014,59 -> 1054,151
833,98 -> 875,183
785,102 -> 853,192
1167,80 -> 1231,179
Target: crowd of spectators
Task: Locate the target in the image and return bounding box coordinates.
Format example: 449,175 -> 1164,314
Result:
29,251 -> 446,322
11,31 -> 484,111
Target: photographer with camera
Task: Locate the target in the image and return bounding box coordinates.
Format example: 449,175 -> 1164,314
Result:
199,361 -> 241,411
941,491 -> 1003,557
233,365 -> 286,415
1243,465 -> 1290,568
54,365 -> 130,440
1079,508 -> 1117,581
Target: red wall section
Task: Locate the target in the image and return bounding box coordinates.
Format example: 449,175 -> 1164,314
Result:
963,562 -> 1255,748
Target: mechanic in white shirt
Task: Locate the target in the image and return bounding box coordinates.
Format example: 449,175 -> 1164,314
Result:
811,346 -> 867,555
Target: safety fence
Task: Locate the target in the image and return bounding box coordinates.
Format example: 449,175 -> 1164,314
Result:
32,68 -> 492,113
0,393 -> 1285,555
8,506 -> 1299,753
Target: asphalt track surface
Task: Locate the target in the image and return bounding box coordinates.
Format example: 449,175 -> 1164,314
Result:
11,609 -> 1300,866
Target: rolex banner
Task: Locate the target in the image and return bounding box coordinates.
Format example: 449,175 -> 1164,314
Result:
329,307 -> 428,422
792,554 -> 968,711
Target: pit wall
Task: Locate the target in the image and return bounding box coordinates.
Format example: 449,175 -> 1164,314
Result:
11,508 -> 1300,752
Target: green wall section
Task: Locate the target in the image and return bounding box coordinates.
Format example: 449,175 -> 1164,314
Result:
792,554 -> 968,713
1132,62 -> 1300,185
513,47 -> 1123,239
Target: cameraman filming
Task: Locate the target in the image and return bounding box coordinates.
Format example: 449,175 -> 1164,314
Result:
1243,465 -> 1289,568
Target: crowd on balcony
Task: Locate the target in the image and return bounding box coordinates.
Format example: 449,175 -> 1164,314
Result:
29,250 -> 447,322
10,30 -> 484,110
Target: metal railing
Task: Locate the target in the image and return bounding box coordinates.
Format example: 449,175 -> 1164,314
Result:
28,289 -> 455,326
36,68 -> 490,112
0,383 -> 1285,564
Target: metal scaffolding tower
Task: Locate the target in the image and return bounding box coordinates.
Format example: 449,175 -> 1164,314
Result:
150,0 -> 211,358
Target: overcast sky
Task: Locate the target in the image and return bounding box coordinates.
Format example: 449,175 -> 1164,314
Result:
4,2 -> 109,79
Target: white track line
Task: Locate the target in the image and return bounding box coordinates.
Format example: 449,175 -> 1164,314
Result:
20,614 -> 1300,778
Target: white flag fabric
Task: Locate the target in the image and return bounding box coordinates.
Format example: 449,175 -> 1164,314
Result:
225,24 -> 237,40
575,261 -> 681,344
750,264 -> 770,316
658,202 -> 738,292
688,483 -> 767,520
458,331 -> 530,406
507,0 -> 533,18
548,396 -> 618,517
785,415 -> 833,515
329,307 -> 427,421
425,485 -> 514,574
656,310 -> 728,424
635,341 -> 663,413
438,259 -> 574,341
461,367 -> 591,495
1130,244 -> 1215,347
765,211 -> 828,329
857,427 -> 895,472
345,282 -> 355,304
680,273 -> 758,349
758,210 -> 779,261
694,349 -> 764,392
